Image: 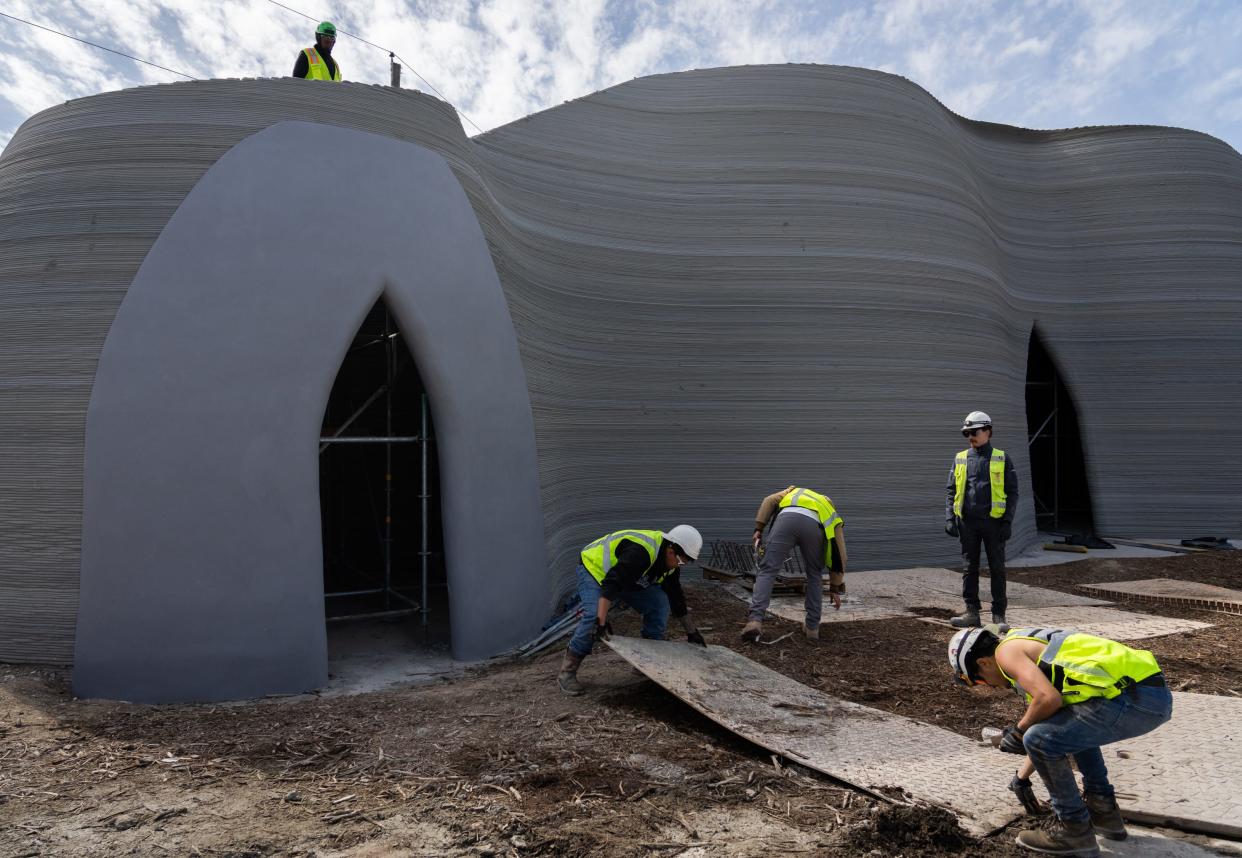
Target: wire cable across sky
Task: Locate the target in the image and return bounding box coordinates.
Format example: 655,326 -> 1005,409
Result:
0,10 -> 198,81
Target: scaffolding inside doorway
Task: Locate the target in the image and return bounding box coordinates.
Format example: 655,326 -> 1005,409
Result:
319,302 -> 439,630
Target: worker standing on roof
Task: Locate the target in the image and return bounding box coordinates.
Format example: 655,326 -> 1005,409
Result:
557,525 -> 706,696
293,21 -> 342,81
741,486 -> 846,642
946,410 -> 1018,628
949,625 -> 1172,856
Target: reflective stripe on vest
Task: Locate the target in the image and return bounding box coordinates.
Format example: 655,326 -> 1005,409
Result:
953,448 -> 1007,519
778,487 -> 843,567
997,627 -> 1162,705
303,47 -> 342,81
581,529 -> 665,584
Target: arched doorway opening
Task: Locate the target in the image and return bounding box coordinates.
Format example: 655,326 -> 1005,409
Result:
319,298 -> 449,675
1025,326 -> 1095,534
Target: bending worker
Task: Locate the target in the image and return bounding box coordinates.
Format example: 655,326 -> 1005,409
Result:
945,410 -> 1018,628
950,624 -> 1172,856
742,486 -> 846,642
558,525 -> 705,696
293,21 -> 342,81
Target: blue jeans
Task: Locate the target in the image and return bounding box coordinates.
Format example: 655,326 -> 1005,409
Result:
568,566 -> 670,658
1024,684 -> 1173,823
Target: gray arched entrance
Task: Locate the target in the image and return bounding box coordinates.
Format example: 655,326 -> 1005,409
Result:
74,122 -> 548,703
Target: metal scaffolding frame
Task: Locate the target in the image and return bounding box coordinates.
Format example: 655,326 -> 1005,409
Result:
319,306 -> 434,627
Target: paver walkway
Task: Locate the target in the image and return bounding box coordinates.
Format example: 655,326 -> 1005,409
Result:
724,568 -> 1211,640
1080,579 -> 1242,616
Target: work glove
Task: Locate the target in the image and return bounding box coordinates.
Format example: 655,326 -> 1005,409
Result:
594,620 -> 613,644
1000,520 -> 1012,541
1008,772 -> 1045,815
945,519 -> 959,538
686,630 -> 707,648
998,725 -> 1026,755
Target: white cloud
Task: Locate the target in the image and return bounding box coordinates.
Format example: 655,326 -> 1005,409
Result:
0,0 -> 1239,155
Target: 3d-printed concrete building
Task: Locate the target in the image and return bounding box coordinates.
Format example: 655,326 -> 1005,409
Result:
1,66 -> 1239,702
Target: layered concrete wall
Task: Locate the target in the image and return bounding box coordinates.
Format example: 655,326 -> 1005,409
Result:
0,66 -> 1239,672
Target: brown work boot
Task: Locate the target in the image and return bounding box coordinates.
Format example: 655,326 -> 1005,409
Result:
1016,816 -> 1099,856
1083,793 -> 1126,841
802,622 -> 819,640
739,620 -> 763,642
557,650 -> 585,696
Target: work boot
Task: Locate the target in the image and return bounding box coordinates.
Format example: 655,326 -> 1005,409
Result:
950,609 -> 981,628
992,612 -> 1009,631
1083,793 -> 1126,841
740,620 -> 763,642
802,622 -> 819,640
557,650 -> 585,696
1016,816 -> 1100,857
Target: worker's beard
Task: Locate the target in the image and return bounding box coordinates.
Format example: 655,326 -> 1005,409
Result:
317,40 -> 333,55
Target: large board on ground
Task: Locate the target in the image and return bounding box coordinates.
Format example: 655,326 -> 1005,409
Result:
605,636 -> 1025,835
607,638 -> 1242,839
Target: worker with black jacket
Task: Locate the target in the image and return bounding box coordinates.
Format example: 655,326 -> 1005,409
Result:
946,410 -> 1019,628
293,21 -> 342,81
557,525 -> 705,696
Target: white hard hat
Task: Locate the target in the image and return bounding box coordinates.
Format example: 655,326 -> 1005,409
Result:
962,410 -> 993,432
948,626 -> 1000,685
662,524 -> 702,560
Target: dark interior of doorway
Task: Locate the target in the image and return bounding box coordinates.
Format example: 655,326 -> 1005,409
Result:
319,298 -> 448,649
1025,326 -> 1095,535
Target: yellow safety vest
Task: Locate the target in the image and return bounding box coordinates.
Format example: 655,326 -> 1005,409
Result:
953,448 -> 1007,519
778,487 -> 843,566
997,628 -> 1162,705
581,529 -> 668,585
303,47 -> 342,81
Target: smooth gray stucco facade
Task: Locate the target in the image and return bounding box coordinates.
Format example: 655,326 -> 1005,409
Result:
74,123 -> 548,702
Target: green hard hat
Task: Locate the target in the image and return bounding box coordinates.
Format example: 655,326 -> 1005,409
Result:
316,21 -> 337,37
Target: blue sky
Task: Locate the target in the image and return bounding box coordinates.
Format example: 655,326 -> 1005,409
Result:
2,0 -> 1241,151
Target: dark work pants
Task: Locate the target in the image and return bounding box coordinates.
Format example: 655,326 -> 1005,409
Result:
959,517 -> 1007,614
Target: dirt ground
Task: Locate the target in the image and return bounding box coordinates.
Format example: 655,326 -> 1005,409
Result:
2,549 -> 1240,857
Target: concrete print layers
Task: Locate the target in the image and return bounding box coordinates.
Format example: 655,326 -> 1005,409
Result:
1,66 -> 1241,663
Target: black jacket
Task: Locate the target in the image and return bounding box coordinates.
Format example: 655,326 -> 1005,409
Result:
945,442 -> 1019,523
293,45 -> 337,79
600,539 -> 688,618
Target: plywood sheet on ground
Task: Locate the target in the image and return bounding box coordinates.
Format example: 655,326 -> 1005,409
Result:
607,640 -> 1242,840
1108,692 -> 1242,839
605,636 -> 1025,835
1080,579 -> 1242,616
915,606 -> 1211,641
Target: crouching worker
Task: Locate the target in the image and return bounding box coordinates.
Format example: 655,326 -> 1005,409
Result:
558,525 -> 705,696
949,625 -> 1172,856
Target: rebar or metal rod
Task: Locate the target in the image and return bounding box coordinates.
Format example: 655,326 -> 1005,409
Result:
319,382 -> 390,453
420,391 -> 430,636
327,607 -> 420,623
1027,409 -> 1057,447
384,310 -> 394,611
1054,371 -> 1060,531
325,587 -> 386,598
319,436 -> 421,444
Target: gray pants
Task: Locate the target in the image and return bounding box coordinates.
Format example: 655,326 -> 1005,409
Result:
748,511 -> 826,627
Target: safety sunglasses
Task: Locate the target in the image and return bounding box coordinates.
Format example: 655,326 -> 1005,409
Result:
962,427 -> 988,437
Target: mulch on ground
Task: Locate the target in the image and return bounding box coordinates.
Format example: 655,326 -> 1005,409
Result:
2,549 -> 1238,856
